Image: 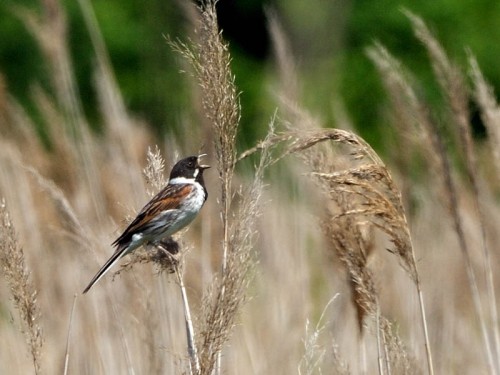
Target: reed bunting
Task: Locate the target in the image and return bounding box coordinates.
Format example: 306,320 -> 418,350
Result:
83,155 -> 210,293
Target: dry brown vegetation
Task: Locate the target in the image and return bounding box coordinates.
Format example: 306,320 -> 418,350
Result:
1,1 -> 500,374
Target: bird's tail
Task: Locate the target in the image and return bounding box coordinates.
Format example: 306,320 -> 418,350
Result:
82,246 -> 128,294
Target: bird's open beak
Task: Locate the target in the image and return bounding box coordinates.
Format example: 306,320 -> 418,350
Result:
197,154 -> 210,170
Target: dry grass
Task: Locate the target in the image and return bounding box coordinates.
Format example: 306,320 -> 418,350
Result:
1,1 -> 500,374
0,200 -> 43,375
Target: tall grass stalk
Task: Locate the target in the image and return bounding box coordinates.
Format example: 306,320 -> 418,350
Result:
368,41 -> 444,375
63,295 -> 77,375
14,0 -> 85,137
169,2 -> 271,373
174,262 -> 200,374
469,54 -> 500,370
407,16 -> 499,374
0,200 -> 43,375
367,12 -> 498,373
169,0 -> 239,277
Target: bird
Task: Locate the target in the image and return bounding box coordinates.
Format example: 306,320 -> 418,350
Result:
83,154 -> 210,294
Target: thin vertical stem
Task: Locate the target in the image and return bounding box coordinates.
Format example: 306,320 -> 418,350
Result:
63,294 -> 78,375
376,305 -> 385,375
175,263 -> 200,374
416,279 -> 434,375
409,235 -> 434,375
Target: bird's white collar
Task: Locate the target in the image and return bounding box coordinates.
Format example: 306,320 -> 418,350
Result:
170,176 -> 196,185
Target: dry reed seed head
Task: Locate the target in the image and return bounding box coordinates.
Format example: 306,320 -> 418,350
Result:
143,145 -> 166,194
307,140 -> 417,283
407,10 -> 466,102
323,216 -> 378,331
405,16 -> 498,374
469,55 -> 500,177
299,295 -> 341,375
236,132 -> 295,164
171,3 -> 270,372
407,11 -> 474,166
24,164 -> 85,240
281,129 -> 385,168
267,10 -> 300,104
313,148 -> 380,333
16,0 -> 87,140
171,0 -> 240,180
368,35 -> 463,265
368,42 -> 444,174
379,316 -> 419,374
197,228 -> 254,362
0,200 -> 43,374
367,44 -> 423,134
197,135 -> 270,375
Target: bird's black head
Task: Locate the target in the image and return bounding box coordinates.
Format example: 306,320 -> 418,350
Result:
169,155 -> 210,181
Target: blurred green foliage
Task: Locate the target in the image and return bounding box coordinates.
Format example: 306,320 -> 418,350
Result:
278,0 -> 500,148
1,0 -> 500,150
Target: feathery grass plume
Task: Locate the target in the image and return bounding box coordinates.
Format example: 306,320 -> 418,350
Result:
0,200 -> 43,375
267,9 -> 300,108
17,0 -> 108,222
322,212 -> 377,335
379,317 -> 418,375
469,54 -> 500,180
322,193 -> 417,374
366,43 -> 441,169
319,169 -> 419,374
169,0 -> 239,275
239,128 -> 417,279
404,10 -> 475,176
197,129 -> 272,374
405,10 -> 492,256
23,165 -> 85,242
368,40 -> 500,375
115,238 -> 181,278
401,12 -> 499,373
366,42 -> 434,167
465,53 -> 500,371
313,163 -> 415,279
298,294 -> 347,375
305,133 -> 415,374
240,128 -> 419,372
267,22 -> 390,371
77,0 -> 129,133
143,146 -> 166,195
169,2 -> 265,373
13,0 -> 85,137
288,115 -> 378,335
77,0 -> 146,203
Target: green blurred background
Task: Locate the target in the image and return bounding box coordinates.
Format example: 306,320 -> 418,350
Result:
1,0 -> 499,149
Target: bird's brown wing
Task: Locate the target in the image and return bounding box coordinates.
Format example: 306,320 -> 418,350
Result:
112,183 -> 193,247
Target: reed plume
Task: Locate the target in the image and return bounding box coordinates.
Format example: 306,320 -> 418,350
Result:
369,12 -> 500,373
0,200 -> 43,374
170,1 -> 270,373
